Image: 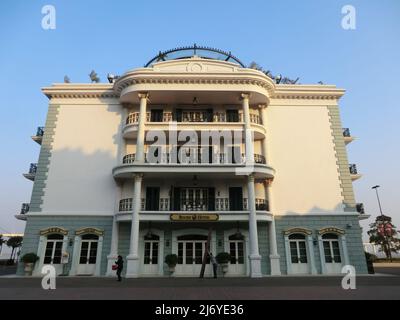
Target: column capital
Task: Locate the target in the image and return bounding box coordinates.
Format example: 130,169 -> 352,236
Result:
133,173 -> 143,181
248,174 -> 255,182
264,178 -> 273,186
257,104 -> 267,109
138,92 -> 149,100
240,92 -> 251,100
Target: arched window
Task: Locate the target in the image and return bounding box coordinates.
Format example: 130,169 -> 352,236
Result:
44,234 -> 64,264
322,233 -> 341,263
288,233 -> 307,263
79,234 -> 99,265
177,234 -> 207,241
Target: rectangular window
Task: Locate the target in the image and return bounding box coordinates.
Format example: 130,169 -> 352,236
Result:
289,242 -> 299,263
185,243 -> 193,264
323,241 -> 333,263
298,241 -> 308,263
178,242 -> 183,264
152,242 -> 159,264
332,241 -> 342,263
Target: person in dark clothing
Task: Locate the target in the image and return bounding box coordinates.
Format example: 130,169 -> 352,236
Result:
115,255 -> 123,281
209,252 -> 218,278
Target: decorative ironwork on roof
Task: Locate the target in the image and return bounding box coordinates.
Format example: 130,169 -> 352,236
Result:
144,44 -> 245,68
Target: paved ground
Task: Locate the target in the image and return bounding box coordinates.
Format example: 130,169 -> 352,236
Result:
1,274 -> 400,300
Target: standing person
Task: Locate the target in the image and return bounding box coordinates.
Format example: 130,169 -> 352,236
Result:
115,255 -> 124,282
209,252 -> 218,278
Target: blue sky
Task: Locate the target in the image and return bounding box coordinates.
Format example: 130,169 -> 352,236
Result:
0,0 -> 399,241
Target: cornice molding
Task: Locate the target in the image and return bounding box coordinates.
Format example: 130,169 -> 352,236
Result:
42,84 -> 117,99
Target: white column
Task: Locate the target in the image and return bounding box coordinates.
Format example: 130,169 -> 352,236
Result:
318,234 -> 327,274
264,179 -> 281,275
247,174 -> 262,277
106,219 -> 120,276
258,104 -> 269,163
268,217 -> 281,275
126,174 -> 143,277
95,236 -> 103,276
241,93 -> 254,163
135,93 -> 148,163
341,235 -> 350,266
307,235 -> 318,274
69,236 -> 80,276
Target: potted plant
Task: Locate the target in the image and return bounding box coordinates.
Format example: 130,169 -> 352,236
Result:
216,252 -> 231,274
165,254 -> 178,273
20,253 -> 39,276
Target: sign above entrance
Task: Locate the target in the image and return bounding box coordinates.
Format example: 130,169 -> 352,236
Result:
170,214 -> 219,222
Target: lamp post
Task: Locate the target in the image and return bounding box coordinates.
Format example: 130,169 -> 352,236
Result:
371,185 -> 392,261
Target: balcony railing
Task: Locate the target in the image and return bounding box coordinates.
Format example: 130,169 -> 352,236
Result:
349,164 -> 358,175
119,197 -> 269,212
342,128 -> 351,137
28,163 -> 37,174
122,154 -> 136,164
20,203 -> 30,215
122,152 -> 267,165
356,203 -> 365,214
36,126 -> 44,136
126,111 -> 262,124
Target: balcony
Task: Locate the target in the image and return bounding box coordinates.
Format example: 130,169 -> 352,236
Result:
31,126 -> 44,145
349,164 -> 362,181
122,111 -> 266,140
356,203 -> 365,214
23,163 -> 37,181
118,197 -> 269,212
342,128 -> 355,145
115,151 -> 275,180
15,203 -> 29,221
122,152 -> 266,165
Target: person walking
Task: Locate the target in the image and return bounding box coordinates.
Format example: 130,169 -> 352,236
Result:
115,255 -> 124,282
209,252 -> 218,278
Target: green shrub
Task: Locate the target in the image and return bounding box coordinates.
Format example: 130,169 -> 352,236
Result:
20,253 -> 39,264
165,254 -> 178,267
216,252 -> 231,264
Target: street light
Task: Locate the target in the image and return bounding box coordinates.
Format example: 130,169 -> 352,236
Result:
371,185 -> 383,216
371,185 -> 392,261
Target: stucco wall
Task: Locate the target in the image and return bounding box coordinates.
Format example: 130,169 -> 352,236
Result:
41,101 -> 122,214
266,104 -> 344,215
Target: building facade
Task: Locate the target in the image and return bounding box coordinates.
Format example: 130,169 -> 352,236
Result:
17,46 -> 368,277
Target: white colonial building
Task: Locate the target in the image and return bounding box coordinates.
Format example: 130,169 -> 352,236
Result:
17,46 -> 368,277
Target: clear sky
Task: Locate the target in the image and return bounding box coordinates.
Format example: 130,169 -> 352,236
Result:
0,0 -> 399,241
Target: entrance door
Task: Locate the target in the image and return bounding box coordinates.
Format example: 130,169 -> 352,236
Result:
229,187 -> 243,210
176,235 -> 211,276
43,234 -> 64,275
146,187 -> 160,211
77,234 -> 98,275
322,233 -> 342,274
142,234 -> 160,275
288,234 -> 309,274
228,233 -> 246,275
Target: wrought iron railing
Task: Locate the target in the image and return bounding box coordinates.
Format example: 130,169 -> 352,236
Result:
36,126 -> 44,136
28,163 -> 37,174
343,128 -> 351,137
20,203 -> 30,214
122,152 -> 268,165
356,203 -> 365,214
349,164 -> 358,175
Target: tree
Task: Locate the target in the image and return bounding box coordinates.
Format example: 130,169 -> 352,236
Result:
368,215 -> 400,261
6,236 -> 23,263
0,235 -> 5,256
